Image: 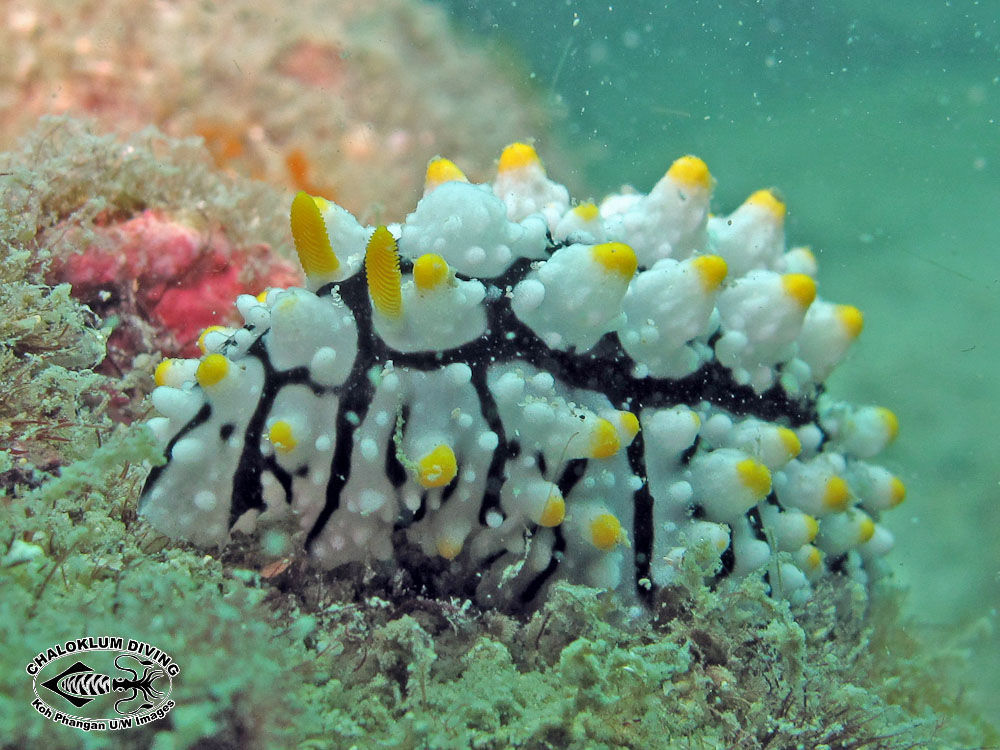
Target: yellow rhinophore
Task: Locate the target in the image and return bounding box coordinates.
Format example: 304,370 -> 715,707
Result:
417,444 -> 458,488
666,155 -> 713,190
290,191 -> 340,277
365,226 -> 403,318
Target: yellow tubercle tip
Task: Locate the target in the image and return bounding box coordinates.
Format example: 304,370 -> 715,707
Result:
823,476 -> 851,512
777,427 -> 802,459
804,545 -> 823,571
803,514 -> 819,543
413,253 -> 450,291
196,353 -> 229,388
589,418 -> 621,459
436,538 -> 463,560
417,444 -> 458,488
290,190 -> 340,277
256,289 -> 270,303
268,421 -> 297,453
154,359 -> 174,387
781,273 -> 817,309
538,492 -> 566,527
618,411 -> 640,441
197,325 -> 227,354
591,242 -> 638,279
589,512 -> 624,550
690,254 -> 728,292
498,142 -> 542,173
746,188 -> 786,220
889,476 -> 906,507
736,457 -> 772,498
858,516 -> 876,544
666,155 -> 712,190
572,202 -> 600,221
425,157 -> 468,187
365,226 -> 403,318
876,407 -> 900,441
836,304 -> 864,338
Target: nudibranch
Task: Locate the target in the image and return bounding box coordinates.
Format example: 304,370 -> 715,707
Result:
140,144 -> 904,609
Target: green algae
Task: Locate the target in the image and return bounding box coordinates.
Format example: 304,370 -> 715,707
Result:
0,117 -> 995,749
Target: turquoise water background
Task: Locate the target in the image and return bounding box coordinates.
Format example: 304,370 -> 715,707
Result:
440,0 -> 999,717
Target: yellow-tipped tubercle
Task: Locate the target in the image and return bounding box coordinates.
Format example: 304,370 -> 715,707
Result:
197,325 -> 227,354
803,515 -> 819,543
889,476 -> 906,507
836,304 -> 864,338
436,537 -> 463,560
736,457 -> 772,499
417,444 -> 458,488
877,407 -> 900,442
591,242 -> 637,279
498,142 -> 542,173
154,359 -> 174,387
196,353 -> 229,388
691,254 -> 728,292
290,190 -> 340,277
268,421 -> 297,453
425,157 -> 467,187
746,188 -> 786,220
618,411 -> 640,441
823,476 -> 851,512
538,492 -> 566,527
777,427 -> 802,459
413,253 -> 450,291
365,226 -> 403,318
589,418 -> 621,459
666,155 -> 712,190
589,513 -> 625,550
858,515 -> 876,544
782,273 -> 817,309
573,202 -> 600,221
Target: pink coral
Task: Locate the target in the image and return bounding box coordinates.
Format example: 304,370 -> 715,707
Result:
49,210 -> 302,362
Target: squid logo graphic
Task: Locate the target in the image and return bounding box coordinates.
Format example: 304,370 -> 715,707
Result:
27,637 -> 179,731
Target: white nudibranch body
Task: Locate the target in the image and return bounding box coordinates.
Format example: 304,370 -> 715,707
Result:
140,144 -> 904,610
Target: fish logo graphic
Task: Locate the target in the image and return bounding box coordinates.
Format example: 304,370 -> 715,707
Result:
40,655 -> 166,716
27,637 -> 179,731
